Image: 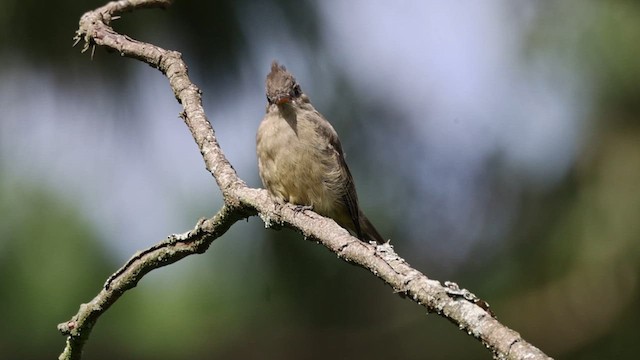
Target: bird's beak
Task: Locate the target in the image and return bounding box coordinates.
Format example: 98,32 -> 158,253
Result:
275,96 -> 291,105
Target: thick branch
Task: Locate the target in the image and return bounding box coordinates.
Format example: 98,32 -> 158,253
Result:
236,188 -> 549,359
61,1 -> 553,360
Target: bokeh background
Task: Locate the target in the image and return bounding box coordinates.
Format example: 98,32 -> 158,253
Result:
1,0 -> 639,359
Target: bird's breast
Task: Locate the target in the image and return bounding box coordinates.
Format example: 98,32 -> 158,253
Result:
257,111 -> 343,215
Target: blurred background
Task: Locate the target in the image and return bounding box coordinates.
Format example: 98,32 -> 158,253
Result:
1,0 -> 639,359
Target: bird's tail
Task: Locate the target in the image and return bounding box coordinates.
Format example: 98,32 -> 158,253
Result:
359,213 -> 386,244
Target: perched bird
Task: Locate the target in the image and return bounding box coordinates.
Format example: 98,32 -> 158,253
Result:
256,61 -> 385,243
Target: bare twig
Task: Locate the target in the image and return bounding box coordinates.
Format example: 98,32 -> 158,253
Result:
60,1 -> 553,359
57,206 -> 246,360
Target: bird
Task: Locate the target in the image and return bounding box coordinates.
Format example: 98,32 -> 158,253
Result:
256,61 -> 385,243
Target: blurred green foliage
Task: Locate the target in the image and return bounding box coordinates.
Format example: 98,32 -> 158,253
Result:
0,178 -> 111,358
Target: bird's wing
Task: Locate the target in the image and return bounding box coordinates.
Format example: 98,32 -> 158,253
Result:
315,116 -> 363,239
336,149 -> 363,239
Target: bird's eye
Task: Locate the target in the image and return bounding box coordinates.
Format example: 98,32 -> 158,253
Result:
292,84 -> 302,97
267,94 -> 274,104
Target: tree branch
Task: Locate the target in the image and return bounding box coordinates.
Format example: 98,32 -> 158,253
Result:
60,1 -> 553,359
57,205 -> 246,360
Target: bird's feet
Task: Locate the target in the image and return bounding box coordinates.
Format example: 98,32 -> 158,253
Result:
292,204 -> 313,213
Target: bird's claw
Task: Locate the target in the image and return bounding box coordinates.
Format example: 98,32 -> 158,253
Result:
293,204 -> 313,212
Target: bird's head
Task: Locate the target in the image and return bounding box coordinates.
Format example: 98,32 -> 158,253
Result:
266,61 -> 303,106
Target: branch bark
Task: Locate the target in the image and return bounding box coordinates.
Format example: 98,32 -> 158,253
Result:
60,1 -> 553,359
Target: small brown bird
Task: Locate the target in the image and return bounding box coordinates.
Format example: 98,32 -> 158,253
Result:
256,61 -> 385,243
